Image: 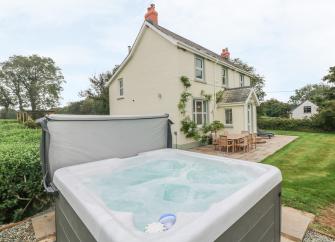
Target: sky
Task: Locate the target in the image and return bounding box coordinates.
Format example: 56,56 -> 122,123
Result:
1,0 -> 335,106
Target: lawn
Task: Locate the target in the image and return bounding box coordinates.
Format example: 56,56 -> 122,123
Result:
262,130 -> 335,235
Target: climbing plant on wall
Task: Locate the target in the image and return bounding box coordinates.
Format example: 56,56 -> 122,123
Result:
215,90 -> 224,103
200,90 -> 212,102
177,76 -> 224,143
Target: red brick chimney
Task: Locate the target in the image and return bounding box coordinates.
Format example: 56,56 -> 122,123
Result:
144,4 -> 158,25
221,48 -> 230,59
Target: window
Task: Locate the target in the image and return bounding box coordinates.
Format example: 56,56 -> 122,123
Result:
195,56 -> 204,81
118,78 -> 124,96
303,106 -> 311,113
222,67 -> 228,86
225,108 -> 233,125
192,99 -> 208,126
239,74 -> 244,87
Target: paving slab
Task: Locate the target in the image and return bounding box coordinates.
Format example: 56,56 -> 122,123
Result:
282,206 -> 315,242
39,235 -> 56,242
31,211 -> 55,241
281,235 -> 296,242
190,135 -> 298,162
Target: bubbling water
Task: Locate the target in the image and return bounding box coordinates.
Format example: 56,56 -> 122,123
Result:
84,157 -> 259,231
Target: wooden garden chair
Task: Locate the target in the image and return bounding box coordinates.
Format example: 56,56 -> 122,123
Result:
236,136 -> 249,152
218,136 -> 234,153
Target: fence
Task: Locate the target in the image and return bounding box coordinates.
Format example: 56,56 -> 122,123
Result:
16,110 -> 56,123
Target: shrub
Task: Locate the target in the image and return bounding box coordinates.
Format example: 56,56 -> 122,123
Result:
24,119 -> 40,129
180,117 -> 200,140
0,120 -> 51,224
258,117 -> 321,132
314,100 -> 335,131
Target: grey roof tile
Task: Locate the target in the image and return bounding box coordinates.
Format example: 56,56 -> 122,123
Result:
222,87 -> 252,103
151,22 -> 248,71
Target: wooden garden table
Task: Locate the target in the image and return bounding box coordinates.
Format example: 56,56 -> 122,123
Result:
225,134 -> 249,152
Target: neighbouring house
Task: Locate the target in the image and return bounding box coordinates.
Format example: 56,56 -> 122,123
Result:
107,4 -> 260,148
290,100 -> 319,119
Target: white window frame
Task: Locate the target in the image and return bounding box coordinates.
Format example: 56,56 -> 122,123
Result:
118,78 -> 124,97
195,56 -> 204,81
222,67 -> 228,86
192,99 -> 208,126
239,74 -> 244,87
303,106 -> 311,113
225,108 -> 233,125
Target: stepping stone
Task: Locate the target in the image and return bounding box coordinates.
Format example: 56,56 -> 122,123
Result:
39,235 -> 56,242
31,212 -> 55,241
281,236 -> 296,242
281,206 -> 315,241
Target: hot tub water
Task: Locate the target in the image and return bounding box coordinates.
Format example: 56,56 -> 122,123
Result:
83,156 -> 261,231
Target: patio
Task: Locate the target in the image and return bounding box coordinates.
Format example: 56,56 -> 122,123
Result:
189,135 -> 298,162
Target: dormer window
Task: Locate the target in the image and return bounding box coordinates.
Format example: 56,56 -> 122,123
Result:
239,74 -> 244,87
195,56 -> 204,81
303,106 -> 311,113
222,67 -> 228,86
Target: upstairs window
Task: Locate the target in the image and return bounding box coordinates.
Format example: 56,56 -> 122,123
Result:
118,78 -> 124,96
195,56 -> 204,81
303,106 -> 311,113
239,74 -> 244,87
192,99 -> 208,126
222,67 -> 228,86
225,108 -> 233,125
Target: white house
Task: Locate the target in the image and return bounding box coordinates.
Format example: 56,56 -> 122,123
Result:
290,100 -> 318,119
107,4 -> 260,148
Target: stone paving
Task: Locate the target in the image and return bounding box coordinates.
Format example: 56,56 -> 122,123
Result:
189,135 -> 298,162
31,212 -> 55,241
282,206 -> 315,241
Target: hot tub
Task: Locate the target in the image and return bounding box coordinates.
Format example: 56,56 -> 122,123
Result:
53,149 -> 281,242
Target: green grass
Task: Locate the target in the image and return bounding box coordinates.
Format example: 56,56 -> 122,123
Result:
0,119 -> 51,224
262,130 -> 335,215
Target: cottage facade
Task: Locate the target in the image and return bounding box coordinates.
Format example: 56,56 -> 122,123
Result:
107,6 -> 259,148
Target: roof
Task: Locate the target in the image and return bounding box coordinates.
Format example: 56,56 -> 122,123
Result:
221,87 -> 255,104
290,100 -> 318,112
106,21 -> 253,86
153,23 -> 245,70
220,86 -> 259,106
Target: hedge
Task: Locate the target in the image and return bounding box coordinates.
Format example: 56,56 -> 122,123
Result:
0,120 -> 51,224
258,117 -> 322,131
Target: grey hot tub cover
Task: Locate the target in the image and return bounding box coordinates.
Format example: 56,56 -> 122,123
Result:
38,114 -> 173,193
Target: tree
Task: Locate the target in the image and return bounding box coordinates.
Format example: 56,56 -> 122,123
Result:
314,100 -> 335,130
0,55 -> 65,113
323,66 -> 335,84
289,84 -> 331,107
322,66 -> 335,100
259,98 -> 291,117
231,58 -> 266,101
0,84 -> 15,118
79,71 -> 112,114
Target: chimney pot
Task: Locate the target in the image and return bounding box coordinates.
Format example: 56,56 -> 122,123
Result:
221,48 -> 230,59
128,45 -> 131,53
144,3 -> 158,25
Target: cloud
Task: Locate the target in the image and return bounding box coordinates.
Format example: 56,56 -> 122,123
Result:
1,0 -> 335,104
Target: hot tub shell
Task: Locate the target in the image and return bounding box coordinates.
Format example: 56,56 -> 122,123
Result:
55,184 -> 280,242
38,114 -> 281,242
53,149 -> 281,242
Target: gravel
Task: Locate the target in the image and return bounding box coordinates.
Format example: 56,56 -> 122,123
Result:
304,230 -> 335,242
0,220 -> 36,242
